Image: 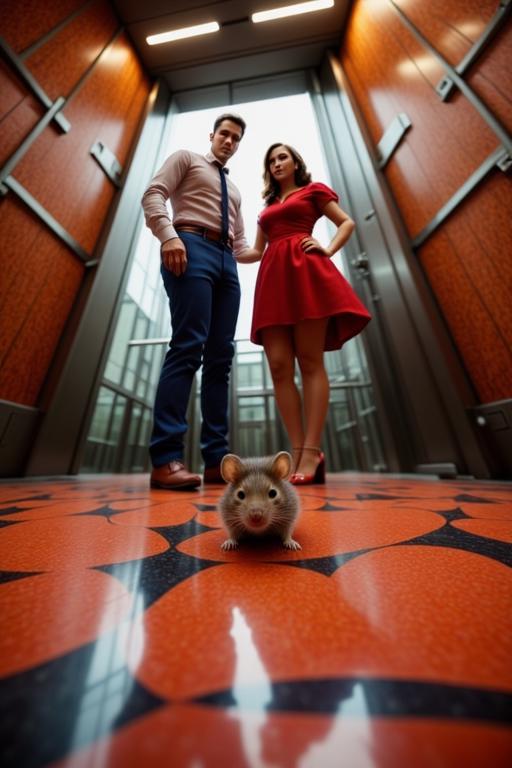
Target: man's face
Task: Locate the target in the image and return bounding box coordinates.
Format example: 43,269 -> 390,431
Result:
210,120 -> 243,164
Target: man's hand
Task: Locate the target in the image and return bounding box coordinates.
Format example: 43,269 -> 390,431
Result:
161,237 -> 187,275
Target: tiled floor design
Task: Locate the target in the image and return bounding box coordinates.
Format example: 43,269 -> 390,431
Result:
0,472 -> 511,767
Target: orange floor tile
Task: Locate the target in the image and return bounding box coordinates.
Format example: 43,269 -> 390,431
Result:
1,472 -> 511,767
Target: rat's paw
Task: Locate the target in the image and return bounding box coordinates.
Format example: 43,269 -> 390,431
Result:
283,538 -> 301,551
221,538 -> 239,551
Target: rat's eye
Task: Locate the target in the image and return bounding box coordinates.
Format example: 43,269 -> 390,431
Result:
237,490 -> 245,500
268,488 -> 278,499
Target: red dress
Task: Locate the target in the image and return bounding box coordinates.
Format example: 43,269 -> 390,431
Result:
250,182 -> 371,350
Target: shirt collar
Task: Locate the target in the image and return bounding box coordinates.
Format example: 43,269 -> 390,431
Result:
205,151 -> 229,173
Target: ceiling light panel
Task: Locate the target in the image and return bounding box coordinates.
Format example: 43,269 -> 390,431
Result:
146,21 -> 220,46
252,0 -> 334,24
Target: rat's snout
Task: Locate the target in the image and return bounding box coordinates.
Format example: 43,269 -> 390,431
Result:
247,507 -> 267,528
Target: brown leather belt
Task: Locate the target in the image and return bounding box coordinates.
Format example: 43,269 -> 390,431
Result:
177,224 -> 233,250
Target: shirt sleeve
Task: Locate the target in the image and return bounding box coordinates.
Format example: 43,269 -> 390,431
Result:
312,182 -> 339,213
141,150 -> 191,244
232,204 -> 250,258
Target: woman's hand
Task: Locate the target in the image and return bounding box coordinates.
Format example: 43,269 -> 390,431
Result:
235,247 -> 263,263
300,236 -> 331,257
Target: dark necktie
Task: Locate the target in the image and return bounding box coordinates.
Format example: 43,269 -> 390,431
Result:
218,165 -> 229,244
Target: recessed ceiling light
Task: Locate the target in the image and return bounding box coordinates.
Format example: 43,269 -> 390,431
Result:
252,0 -> 334,24
146,21 -> 220,46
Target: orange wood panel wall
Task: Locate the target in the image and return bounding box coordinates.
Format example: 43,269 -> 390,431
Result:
0,0 -> 151,407
0,59 -> 44,167
1,0 -> 86,54
391,0 -> 512,134
341,0 -> 512,404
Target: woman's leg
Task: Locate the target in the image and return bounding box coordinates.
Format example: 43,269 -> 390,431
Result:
262,326 -> 304,469
294,318 -> 329,475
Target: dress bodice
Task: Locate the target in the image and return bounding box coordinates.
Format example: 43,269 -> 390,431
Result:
258,182 -> 338,241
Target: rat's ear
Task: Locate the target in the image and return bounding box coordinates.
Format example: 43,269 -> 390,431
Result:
221,454 -> 244,483
271,451 -> 292,480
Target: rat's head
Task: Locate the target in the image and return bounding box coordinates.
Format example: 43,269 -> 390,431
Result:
220,452 -> 293,534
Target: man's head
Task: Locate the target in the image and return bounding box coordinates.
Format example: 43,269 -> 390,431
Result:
210,113 -> 246,165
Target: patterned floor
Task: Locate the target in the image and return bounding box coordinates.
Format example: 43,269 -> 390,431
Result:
0,472 -> 511,767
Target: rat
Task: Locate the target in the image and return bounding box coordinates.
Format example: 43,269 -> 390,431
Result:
219,451 -> 301,551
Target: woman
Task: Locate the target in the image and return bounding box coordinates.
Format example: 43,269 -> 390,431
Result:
237,143 -> 371,484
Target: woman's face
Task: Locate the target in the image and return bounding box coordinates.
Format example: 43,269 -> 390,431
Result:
267,146 -> 297,184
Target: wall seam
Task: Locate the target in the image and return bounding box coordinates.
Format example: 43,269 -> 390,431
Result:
18,0 -> 98,59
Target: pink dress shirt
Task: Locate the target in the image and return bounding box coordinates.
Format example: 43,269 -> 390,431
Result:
141,150 -> 249,257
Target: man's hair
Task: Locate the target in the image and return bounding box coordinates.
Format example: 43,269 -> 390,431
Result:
213,113 -> 246,137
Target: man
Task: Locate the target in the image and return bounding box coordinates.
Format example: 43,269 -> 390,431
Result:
142,113 -> 253,490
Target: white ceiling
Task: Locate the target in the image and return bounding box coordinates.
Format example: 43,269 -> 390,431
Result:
112,1 -> 350,94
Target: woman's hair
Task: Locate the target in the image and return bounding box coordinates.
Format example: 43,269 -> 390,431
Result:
262,143 -> 311,205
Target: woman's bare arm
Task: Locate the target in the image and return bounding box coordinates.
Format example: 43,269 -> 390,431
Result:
235,224 -> 267,263
301,201 -> 355,257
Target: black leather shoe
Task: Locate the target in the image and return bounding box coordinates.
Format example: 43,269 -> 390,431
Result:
150,461 -> 201,490
203,464 -> 226,484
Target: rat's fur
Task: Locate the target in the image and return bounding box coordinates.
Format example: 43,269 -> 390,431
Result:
219,451 -> 301,551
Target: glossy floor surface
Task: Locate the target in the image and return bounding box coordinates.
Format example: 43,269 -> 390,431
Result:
1,472 -> 511,767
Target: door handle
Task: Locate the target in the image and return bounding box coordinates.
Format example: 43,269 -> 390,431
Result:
352,252 -> 369,270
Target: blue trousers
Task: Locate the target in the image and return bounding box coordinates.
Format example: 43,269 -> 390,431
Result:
150,232 -> 241,468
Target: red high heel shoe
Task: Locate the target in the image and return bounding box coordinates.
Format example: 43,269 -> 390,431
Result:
290,447 -> 325,485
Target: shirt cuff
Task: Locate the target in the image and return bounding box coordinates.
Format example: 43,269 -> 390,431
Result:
157,224 -> 178,243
